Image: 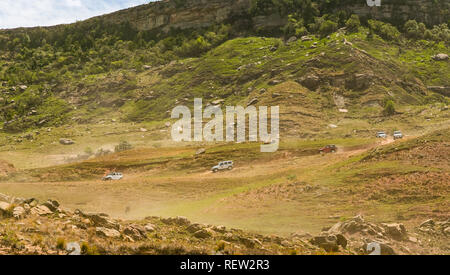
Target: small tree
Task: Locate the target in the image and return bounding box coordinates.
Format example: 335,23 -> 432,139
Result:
319,20 -> 338,37
345,15 -> 361,33
383,100 -> 396,116
404,20 -> 422,39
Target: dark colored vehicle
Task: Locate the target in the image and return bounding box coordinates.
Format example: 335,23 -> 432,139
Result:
319,145 -> 337,154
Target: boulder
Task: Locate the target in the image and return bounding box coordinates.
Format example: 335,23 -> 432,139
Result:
432,53 -> 449,61
301,36 -> 312,41
239,237 -> 259,249
272,93 -> 281,97
42,200 -> 60,212
144,223 -> 156,232
419,218 -> 450,236
298,74 -> 320,91
59,138 -> 75,145
175,216 -> 190,226
268,79 -> 282,85
96,227 -> 121,238
195,148 -> 206,155
13,206 -> 26,219
0,193 -> 10,203
194,229 -> 213,239
162,216 -> 190,226
223,233 -> 235,241
345,73 -> 373,90
291,231 -> 312,239
123,224 -> 147,241
287,36 -> 297,43
187,223 -> 204,233
327,215 -> 387,238
24,198 -> 38,207
30,205 -> 53,216
335,234 -> 348,249
86,213 -> 120,230
0,201 -> 11,214
444,227 -> 450,236
381,223 -> 407,241
419,219 -> 435,228
212,225 -> 227,233
310,235 -> 339,252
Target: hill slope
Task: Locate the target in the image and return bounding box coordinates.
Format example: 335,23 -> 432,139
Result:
0,0 -> 448,133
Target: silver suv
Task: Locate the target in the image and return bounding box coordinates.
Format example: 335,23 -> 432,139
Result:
393,131 -> 403,140
376,131 -> 387,138
212,161 -> 234,173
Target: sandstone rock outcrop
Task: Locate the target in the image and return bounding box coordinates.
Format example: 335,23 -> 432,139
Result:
70,0 -> 448,34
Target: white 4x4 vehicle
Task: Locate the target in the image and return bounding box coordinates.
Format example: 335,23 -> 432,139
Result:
102,172 -> 123,181
393,131 -> 403,140
212,161 -> 234,173
376,131 -> 387,138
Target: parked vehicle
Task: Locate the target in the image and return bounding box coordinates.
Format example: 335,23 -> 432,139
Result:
393,131 -> 403,140
376,131 -> 387,138
212,161 -> 234,173
102,172 -> 123,181
319,145 -> 337,154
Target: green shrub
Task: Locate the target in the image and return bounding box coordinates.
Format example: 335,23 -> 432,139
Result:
56,238 -> 66,250
319,20 -> 338,37
404,20 -> 423,39
383,100 -> 396,116
81,242 -> 99,255
175,36 -> 211,57
345,15 -> 361,33
368,20 -> 401,41
2,230 -> 22,249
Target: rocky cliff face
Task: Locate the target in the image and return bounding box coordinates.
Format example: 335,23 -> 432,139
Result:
96,0 -> 252,32
91,0 -> 448,33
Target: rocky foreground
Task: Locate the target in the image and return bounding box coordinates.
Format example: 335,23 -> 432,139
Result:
0,193 -> 448,255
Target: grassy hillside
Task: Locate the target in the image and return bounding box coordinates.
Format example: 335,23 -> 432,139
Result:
0,1 -> 448,133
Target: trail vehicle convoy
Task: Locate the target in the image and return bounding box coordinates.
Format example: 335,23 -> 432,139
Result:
102,172 -> 123,181
319,145 -> 337,154
212,161 -> 234,173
